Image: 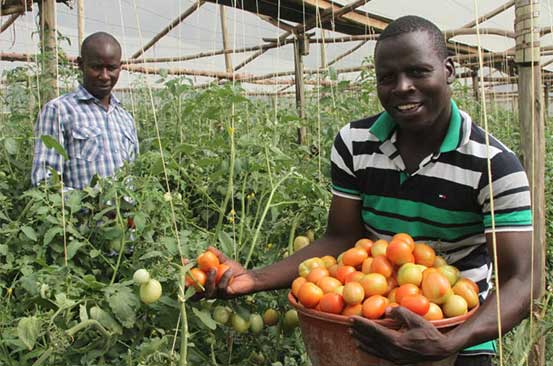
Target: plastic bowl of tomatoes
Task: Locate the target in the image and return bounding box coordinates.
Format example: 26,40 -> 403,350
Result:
287,235 -> 481,366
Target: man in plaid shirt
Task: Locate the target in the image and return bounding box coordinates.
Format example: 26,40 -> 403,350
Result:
32,32 -> 138,189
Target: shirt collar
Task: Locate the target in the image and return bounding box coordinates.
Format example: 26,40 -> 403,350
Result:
369,99 -> 462,153
75,84 -> 120,105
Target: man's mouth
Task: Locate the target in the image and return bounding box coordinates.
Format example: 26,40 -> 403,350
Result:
396,103 -> 422,112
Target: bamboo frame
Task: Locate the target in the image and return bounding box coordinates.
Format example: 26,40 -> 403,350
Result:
0,13 -> 21,34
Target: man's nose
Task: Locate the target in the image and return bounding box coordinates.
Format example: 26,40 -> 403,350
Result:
393,74 -> 414,93
98,68 -> 110,80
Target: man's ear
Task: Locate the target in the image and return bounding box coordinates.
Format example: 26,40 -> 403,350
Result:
76,56 -> 83,71
445,57 -> 455,84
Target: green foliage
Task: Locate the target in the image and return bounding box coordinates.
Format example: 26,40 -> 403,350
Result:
0,65 -> 551,365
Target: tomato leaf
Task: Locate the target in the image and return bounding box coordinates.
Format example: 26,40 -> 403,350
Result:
21,226 -> 38,242
43,226 -> 62,246
17,317 -> 41,350
139,251 -> 164,260
132,212 -> 146,231
66,240 -> 85,260
90,306 -> 123,335
191,307 -> 217,330
79,304 -> 89,322
40,135 -> 68,160
218,231 -> 234,256
105,285 -> 139,328
4,137 -> 17,155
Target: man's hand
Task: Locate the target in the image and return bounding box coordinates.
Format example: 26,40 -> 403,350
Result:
202,247 -> 257,299
350,307 -> 459,364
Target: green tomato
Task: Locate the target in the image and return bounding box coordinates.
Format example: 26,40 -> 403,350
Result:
213,306 -> 231,325
133,269 -> 151,285
139,279 -> 162,304
293,235 -> 311,252
249,313 -> 264,334
283,309 -> 299,330
306,229 -> 315,242
262,308 -> 280,326
231,313 -> 249,333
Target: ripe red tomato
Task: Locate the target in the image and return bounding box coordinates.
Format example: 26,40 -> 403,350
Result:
341,247 -> 369,268
344,270 -> 365,284
298,282 -> 324,308
319,293 -> 345,314
400,294 -> 430,316
422,271 -> 452,304
423,302 -> 444,321
197,251 -> 220,272
185,268 -> 207,290
386,240 -> 414,266
413,243 -> 436,267
306,267 -> 330,284
317,276 -> 342,293
215,263 -> 230,283
335,265 -> 356,284
291,277 -> 307,298
342,303 -> 363,316
369,255 -> 394,278
362,295 -> 389,319
361,257 -> 374,274
394,283 -> 421,305
355,238 -> 374,254
391,233 -> 415,251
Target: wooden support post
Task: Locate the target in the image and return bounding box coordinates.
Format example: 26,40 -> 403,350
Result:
39,0 -> 58,104
544,83 -> 549,117
463,0 -> 515,28
471,70 -> 479,100
219,5 -> 233,74
294,34 -> 306,144
77,0 -> 84,52
1,13 -> 21,34
515,2 -> 545,366
320,29 -> 327,69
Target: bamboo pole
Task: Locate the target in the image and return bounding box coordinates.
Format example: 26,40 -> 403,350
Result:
39,0 -> 58,104
463,0 -> 515,28
515,1 -> 545,365
219,5 -> 233,74
77,0 -> 84,51
131,0 -> 205,59
327,40 -> 367,67
0,13 -> 21,34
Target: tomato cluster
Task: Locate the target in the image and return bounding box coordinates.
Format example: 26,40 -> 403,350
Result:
185,250 -> 230,292
290,234 -> 480,320
133,268 -> 163,304
212,306 -> 299,334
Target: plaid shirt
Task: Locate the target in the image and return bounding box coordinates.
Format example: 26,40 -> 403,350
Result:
32,85 -> 139,189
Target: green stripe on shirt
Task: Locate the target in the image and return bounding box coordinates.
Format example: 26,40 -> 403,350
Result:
484,210 -> 532,228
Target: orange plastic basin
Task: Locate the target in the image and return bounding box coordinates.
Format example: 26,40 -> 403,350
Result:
288,292 -> 478,366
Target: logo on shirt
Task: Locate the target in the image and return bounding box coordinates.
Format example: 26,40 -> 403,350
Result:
438,194 -> 447,200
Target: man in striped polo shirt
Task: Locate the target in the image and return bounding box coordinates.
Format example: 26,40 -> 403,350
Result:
334,16 -> 536,366
32,32 -> 138,189
199,16 -> 539,366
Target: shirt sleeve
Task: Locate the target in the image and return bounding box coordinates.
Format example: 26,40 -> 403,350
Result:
31,102 -> 65,186
330,123 -> 361,200
477,149 -> 533,232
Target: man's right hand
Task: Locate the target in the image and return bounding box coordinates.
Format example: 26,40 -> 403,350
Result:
203,247 -> 257,299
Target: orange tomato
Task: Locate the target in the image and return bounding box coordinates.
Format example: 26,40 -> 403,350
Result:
413,243 -> 436,267
341,247 -> 369,268
342,281 -> 365,305
298,282 -> 324,308
215,263 -> 230,283
421,271 -> 452,304
362,295 -> 389,319
369,255 -> 394,278
452,278 -> 479,309
342,303 -> 363,316
391,233 -> 415,251
306,267 -> 330,284
335,265 -> 356,284
291,276 -> 307,298
400,294 -> 430,316
317,276 -> 342,294
387,287 -> 398,303
328,263 -> 339,278
355,238 -> 374,253
361,257 -> 374,274
386,240 -> 414,266
394,283 -> 421,305
359,273 -> 388,296
197,251 -> 220,272
424,302 -> 444,321
344,270 -> 365,284
319,293 -> 345,314
185,268 -> 207,290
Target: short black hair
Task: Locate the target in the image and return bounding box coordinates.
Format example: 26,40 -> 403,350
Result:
376,15 -> 449,60
81,32 -> 121,60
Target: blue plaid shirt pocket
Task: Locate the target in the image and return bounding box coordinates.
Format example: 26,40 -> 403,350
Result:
72,126 -> 104,161
120,127 -> 137,160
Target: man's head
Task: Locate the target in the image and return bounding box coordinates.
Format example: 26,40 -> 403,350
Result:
374,16 -> 455,133
77,32 -> 122,102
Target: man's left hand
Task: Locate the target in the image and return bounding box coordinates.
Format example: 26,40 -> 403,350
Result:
350,306 -> 458,364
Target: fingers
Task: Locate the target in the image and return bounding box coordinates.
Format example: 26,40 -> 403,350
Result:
204,268 -> 218,298
388,306 -> 430,329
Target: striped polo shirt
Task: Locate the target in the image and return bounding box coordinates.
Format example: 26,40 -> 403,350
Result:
331,100 -> 532,353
